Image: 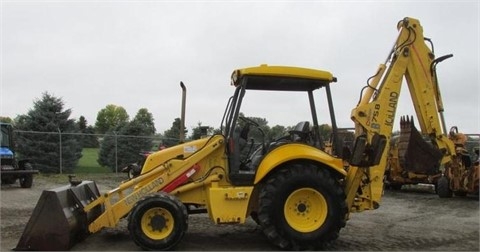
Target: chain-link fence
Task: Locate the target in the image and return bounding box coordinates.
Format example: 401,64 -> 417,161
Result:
13,130 -> 178,174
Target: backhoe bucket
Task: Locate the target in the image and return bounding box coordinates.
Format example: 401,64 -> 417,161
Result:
397,116 -> 443,175
15,180 -> 103,251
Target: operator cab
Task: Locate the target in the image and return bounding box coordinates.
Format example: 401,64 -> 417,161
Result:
1,123 -> 14,159
221,65 -> 341,185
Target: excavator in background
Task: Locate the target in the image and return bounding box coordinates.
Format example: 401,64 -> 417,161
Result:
385,117 -> 479,198
436,128 -> 479,197
16,17 -> 467,251
384,116 -> 443,190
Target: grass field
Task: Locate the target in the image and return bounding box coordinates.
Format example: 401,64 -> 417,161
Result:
76,148 -> 111,173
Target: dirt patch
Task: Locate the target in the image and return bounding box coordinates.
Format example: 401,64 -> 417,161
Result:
1,174 -> 478,251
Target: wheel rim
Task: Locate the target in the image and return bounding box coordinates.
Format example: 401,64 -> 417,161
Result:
284,188 -> 327,233
141,207 -> 174,240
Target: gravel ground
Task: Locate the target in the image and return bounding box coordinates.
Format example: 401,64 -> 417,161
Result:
1,174 -> 478,251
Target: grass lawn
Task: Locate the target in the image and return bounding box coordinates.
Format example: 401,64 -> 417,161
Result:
76,148 -> 111,173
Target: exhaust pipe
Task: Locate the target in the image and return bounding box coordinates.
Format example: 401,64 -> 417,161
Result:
180,81 -> 186,143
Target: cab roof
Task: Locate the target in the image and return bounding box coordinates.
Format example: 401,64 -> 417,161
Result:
231,64 -> 336,91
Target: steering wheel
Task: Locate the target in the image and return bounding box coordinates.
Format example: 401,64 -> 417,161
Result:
239,115 -> 267,153
238,116 -> 259,127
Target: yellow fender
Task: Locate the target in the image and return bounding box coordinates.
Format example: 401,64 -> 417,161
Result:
254,143 -> 347,184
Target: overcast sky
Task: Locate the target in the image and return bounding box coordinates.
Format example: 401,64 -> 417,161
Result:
1,0 -> 479,135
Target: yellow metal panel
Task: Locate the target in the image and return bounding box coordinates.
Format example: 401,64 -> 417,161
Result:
206,185 -> 253,224
254,144 -> 346,184
173,174 -> 224,205
142,137 -> 214,174
235,64 -> 334,82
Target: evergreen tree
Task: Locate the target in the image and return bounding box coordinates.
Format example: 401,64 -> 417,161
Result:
132,108 -> 156,135
14,92 -> 82,173
78,116 -> 87,131
97,129 -> 117,171
162,118 -> 183,146
78,116 -> 99,148
97,109 -> 156,171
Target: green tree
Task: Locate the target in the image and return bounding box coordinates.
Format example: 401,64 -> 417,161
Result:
97,109 -> 156,171
132,108 -> 156,135
163,118 -> 183,146
14,92 -> 82,173
97,130 -> 118,171
318,124 -> 333,142
95,104 -> 129,134
0,117 -> 13,123
78,116 -> 87,130
268,125 -> 287,141
78,116 -> 99,148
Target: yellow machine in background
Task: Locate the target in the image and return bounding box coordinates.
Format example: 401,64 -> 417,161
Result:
437,129 -> 479,197
385,117 -> 479,197
16,17 -> 468,251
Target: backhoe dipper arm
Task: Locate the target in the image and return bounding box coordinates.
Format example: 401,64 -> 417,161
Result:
346,17 -> 455,211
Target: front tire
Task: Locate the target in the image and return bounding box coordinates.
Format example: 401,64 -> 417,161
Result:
257,163 -> 347,250
128,192 -> 188,250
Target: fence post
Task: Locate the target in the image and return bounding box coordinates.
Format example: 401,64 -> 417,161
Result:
114,131 -> 118,173
58,128 -> 62,174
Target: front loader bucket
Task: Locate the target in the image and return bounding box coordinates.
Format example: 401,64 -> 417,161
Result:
397,116 -> 443,175
15,180 -> 103,251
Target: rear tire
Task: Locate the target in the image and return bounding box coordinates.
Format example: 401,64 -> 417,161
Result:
257,163 -> 347,250
19,175 -> 33,188
19,163 -> 34,188
437,176 -> 452,198
128,192 -> 188,250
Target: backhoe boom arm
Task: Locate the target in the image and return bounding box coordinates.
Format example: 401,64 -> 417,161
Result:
348,17 -> 456,210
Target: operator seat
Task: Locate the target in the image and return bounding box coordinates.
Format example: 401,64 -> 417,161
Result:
289,121 -> 310,142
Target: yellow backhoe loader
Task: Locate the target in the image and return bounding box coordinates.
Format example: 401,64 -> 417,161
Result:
16,17 -> 468,251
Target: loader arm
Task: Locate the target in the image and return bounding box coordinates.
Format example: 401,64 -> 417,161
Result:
84,135 -> 225,233
347,17 -> 456,211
